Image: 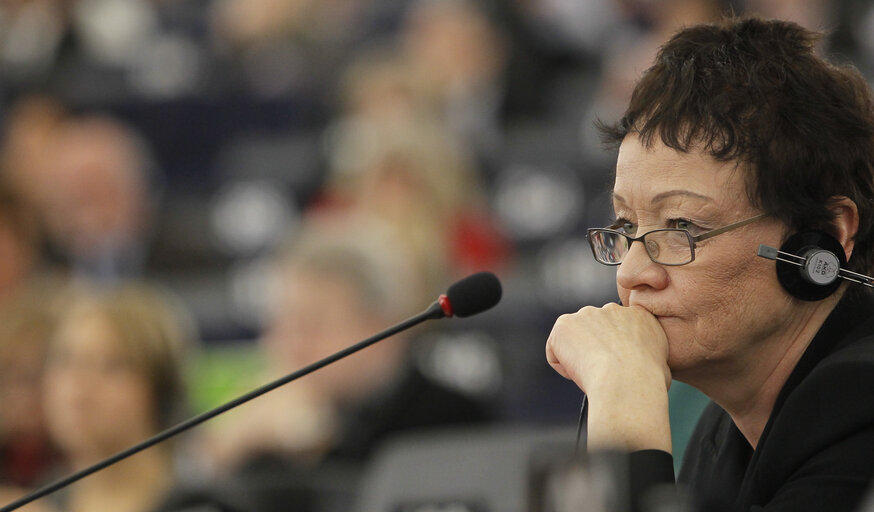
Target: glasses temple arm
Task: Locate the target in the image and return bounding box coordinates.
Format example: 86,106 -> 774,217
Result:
695,213 -> 769,242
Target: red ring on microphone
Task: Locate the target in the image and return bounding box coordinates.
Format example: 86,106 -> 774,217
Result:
438,294 -> 454,317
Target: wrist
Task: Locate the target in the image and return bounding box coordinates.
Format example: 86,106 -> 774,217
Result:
584,380 -> 672,453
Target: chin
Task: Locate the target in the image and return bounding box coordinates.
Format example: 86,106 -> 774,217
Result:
664,332 -> 701,376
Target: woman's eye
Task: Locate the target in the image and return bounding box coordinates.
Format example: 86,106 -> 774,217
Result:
612,219 -> 636,235
672,219 -> 701,233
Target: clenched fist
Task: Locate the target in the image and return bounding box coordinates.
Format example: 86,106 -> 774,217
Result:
545,303 -> 673,452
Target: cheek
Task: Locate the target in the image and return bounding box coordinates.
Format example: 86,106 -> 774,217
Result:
43,369 -> 80,421
665,257 -> 790,364
109,377 -> 157,424
65,372 -> 156,433
678,242 -> 774,312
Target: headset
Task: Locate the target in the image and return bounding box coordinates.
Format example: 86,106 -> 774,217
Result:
757,231 -> 874,301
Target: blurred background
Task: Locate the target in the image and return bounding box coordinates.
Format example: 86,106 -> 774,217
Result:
1,0 -> 873,510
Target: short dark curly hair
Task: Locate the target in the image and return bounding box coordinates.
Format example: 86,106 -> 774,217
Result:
599,16 -> 874,279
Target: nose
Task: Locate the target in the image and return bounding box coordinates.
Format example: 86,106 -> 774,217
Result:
615,237 -> 669,292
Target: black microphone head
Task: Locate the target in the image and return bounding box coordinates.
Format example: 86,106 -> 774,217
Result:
445,271 -> 502,318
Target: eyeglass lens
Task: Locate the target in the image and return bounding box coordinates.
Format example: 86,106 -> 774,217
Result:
591,230 -> 693,265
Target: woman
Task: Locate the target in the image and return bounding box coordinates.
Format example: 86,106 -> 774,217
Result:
205,214 -> 492,468
42,283 -> 191,512
0,282 -> 63,502
545,17 -> 874,512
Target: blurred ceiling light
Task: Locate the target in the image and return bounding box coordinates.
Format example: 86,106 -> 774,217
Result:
210,180 -> 298,256
130,34 -> 201,99
228,255 -> 281,330
74,0 -> 157,66
536,237 -> 616,309
494,165 -> 583,241
416,330 -> 503,397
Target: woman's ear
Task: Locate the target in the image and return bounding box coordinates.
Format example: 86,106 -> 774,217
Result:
828,196 -> 860,262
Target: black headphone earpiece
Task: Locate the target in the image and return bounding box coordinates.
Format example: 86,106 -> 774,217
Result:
774,231 -> 846,301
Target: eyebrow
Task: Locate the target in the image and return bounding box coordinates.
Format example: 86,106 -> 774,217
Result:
613,189 -> 714,205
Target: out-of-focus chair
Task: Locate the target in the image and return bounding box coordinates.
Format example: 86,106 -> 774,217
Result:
354,424 -> 584,512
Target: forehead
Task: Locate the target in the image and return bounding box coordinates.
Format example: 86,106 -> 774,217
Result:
613,135 -> 747,210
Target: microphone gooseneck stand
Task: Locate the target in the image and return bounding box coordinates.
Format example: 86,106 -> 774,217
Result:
0,302 -> 450,512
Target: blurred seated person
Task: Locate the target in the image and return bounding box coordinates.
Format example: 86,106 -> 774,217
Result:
0,282 -> 65,498
0,179 -> 45,306
578,0 -> 722,167
337,43 -> 432,128
39,115 -> 158,283
319,116 -> 510,296
0,96 -> 67,213
202,215 -> 493,485
399,0 -> 508,161
40,282 -> 193,512
209,0 -> 384,99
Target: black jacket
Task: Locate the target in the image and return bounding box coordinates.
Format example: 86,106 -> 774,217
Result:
676,292 -> 874,511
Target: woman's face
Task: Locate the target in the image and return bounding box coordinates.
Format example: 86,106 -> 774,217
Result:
43,307 -> 156,461
612,134 -> 806,381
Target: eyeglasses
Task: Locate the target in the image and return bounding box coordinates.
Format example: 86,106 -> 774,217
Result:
586,213 -> 768,266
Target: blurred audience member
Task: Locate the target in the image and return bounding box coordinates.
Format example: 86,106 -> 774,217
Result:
742,0 -> 835,32
200,215 -> 492,510
0,95 -> 67,215
579,0 -> 725,165
400,0 -> 508,161
210,0 -> 308,51
0,282 -> 65,495
321,116 -> 509,291
0,0 -> 68,87
209,0 -> 385,99
40,115 -> 158,283
41,282 -> 192,512
0,180 -> 44,305
337,43 -> 432,127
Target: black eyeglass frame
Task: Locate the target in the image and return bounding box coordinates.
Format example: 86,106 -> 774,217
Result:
586,213 -> 768,266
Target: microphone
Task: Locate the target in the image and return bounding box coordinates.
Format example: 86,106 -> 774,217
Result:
0,272 -> 502,512
437,271 -> 503,318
